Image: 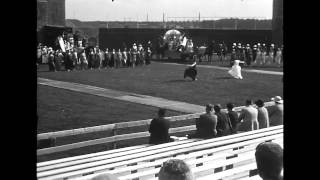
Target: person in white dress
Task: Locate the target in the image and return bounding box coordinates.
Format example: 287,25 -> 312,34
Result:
228,60 -> 244,79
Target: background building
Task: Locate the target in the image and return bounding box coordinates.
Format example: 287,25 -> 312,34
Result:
272,0 -> 283,45
37,0 -> 66,30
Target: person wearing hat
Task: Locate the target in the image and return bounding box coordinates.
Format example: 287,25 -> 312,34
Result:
267,96 -> 283,126
252,44 -> 258,64
238,99 -> 259,132
261,43 -> 267,65
245,44 -> 253,66
188,104 -> 218,139
255,99 -> 270,129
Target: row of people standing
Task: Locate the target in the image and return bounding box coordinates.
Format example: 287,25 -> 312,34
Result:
44,44 -> 152,72
230,43 -> 283,67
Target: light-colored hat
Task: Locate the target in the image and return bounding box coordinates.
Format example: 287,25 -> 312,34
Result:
271,44 -> 275,47
271,96 -> 283,104
253,45 -> 257,47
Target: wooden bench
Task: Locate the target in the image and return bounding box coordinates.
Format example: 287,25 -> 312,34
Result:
37,126 -> 282,180
38,126 -> 282,173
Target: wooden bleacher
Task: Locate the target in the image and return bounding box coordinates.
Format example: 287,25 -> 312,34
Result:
37,125 -> 283,180
37,101 -> 277,156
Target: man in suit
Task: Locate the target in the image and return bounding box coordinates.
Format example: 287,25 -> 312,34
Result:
149,108 -> 171,144
238,99 -> 259,132
267,96 -> 283,126
214,104 -> 232,137
188,104 -> 217,139
226,103 -> 239,134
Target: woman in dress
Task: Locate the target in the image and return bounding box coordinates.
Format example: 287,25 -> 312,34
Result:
275,48 -> 282,67
228,60 -> 244,79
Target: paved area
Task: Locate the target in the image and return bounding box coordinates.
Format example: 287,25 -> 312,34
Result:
38,78 -> 205,113
161,62 -> 283,75
38,77 -> 277,114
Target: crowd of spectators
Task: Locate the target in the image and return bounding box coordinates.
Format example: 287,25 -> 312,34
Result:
148,95 -> 283,144
37,34 -> 153,72
193,41 -> 283,68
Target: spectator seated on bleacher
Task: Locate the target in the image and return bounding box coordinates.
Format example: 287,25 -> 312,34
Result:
91,173 -> 119,180
188,104 -> 217,139
158,159 -> 194,180
226,102 -> 240,134
255,142 -> 283,180
267,96 -> 283,126
238,99 -> 259,132
255,99 -> 270,129
214,104 -> 233,137
149,108 -> 172,144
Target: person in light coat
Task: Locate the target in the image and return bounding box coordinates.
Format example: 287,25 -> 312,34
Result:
228,60 -> 244,79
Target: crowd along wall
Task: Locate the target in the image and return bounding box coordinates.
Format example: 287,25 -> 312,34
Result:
99,28 -> 272,50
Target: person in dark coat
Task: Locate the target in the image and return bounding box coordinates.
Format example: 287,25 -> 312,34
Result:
48,52 -> 56,71
226,103 -> 239,134
214,104 -> 232,137
184,60 -> 198,81
64,50 -> 73,71
149,108 -> 171,144
188,104 -> 217,139
88,48 -> 95,69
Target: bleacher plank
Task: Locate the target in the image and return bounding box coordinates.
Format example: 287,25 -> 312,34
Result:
70,143 -> 261,180
37,125 -> 197,156
38,139 -> 200,172
196,163 -> 257,180
38,125 -> 282,171
37,145 -> 150,167
38,127 -> 282,176
38,129 -> 282,180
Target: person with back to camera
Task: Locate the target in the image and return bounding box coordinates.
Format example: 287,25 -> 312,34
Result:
255,142 -> 283,180
149,108 -> 171,144
255,99 -> 270,129
188,104 -> 217,139
238,99 -> 259,132
267,96 -> 283,126
158,159 -> 194,180
226,103 -> 240,134
214,104 -> 233,137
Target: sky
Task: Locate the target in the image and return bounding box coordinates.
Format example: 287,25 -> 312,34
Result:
66,0 -> 273,21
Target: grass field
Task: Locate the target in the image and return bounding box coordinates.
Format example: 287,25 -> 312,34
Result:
37,62 -> 282,107
37,61 -> 282,161
37,85 -> 185,133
